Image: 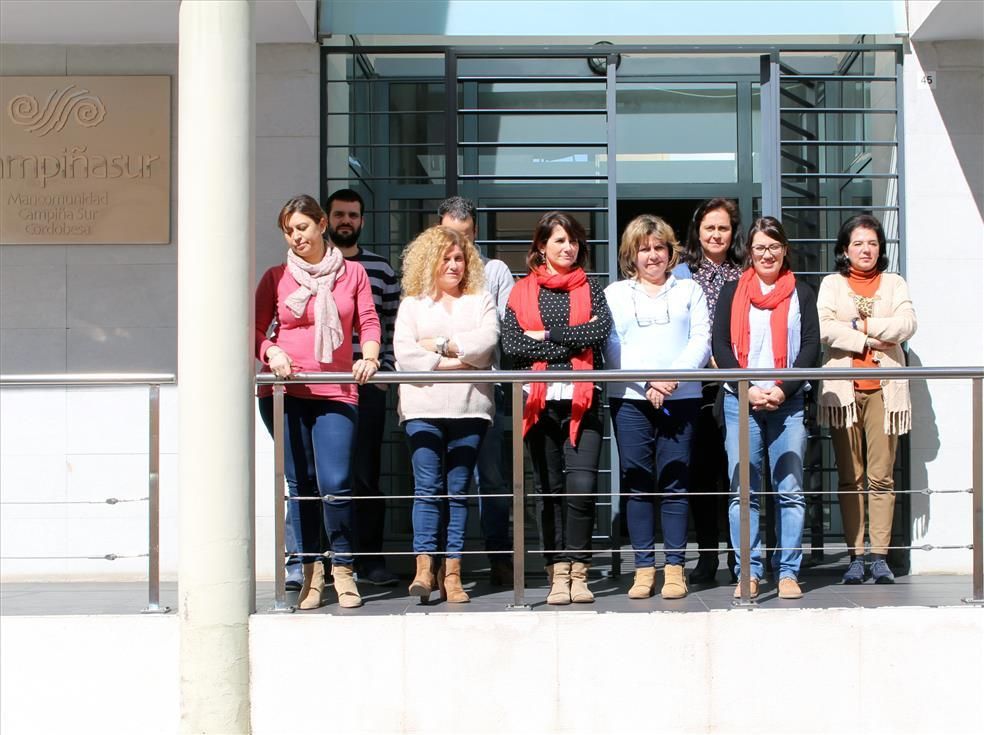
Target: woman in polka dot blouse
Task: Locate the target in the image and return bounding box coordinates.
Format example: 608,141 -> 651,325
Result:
502,211 -> 612,605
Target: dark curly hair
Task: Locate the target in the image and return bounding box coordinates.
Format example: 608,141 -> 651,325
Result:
682,198 -> 745,269
834,213 -> 889,275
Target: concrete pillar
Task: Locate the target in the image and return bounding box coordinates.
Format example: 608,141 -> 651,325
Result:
177,2 -> 255,732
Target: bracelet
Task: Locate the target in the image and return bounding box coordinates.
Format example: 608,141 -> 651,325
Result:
851,318 -> 859,331
364,356 -> 380,366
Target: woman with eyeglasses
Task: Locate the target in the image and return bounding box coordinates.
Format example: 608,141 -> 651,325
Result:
818,214 -> 917,585
604,215 -> 710,600
712,216 -> 819,600
501,211 -> 612,605
675,198 -> 745,585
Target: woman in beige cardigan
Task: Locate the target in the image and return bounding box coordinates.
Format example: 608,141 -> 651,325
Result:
818,214 -> 917,585
394,226 -> 499,603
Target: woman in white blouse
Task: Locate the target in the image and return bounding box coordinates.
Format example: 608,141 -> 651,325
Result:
394,226 -> 499,604
604,215 -> 710,600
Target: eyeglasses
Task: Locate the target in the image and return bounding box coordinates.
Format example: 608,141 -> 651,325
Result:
750,243 -> 784,257
632,282 -> 671,327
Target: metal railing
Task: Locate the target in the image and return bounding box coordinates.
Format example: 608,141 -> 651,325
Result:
2,367 -> 979,613
258,365 -> 984,611
0,373 -> 175,613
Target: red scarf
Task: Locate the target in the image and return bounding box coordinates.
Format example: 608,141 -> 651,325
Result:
729,268 -> 796,368
507,266 -> 594,446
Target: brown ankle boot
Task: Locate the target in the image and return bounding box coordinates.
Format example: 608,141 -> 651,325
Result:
332,564 -> 362,608
570,561 -> 594,603
628,567 -> 656,599
443,558 -> 470,603
546,562 -> 571,605
409,554 -> 435,601
297,562 -> 325,610
661,564 -> 688,599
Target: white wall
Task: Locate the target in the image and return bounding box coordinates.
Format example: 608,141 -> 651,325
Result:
0,42 -> 316,581
5,607 -> 979,735
902,39 -> 984,573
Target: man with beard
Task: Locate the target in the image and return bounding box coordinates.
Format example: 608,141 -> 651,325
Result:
325,188 -> 400,586
438,196 -> 516,586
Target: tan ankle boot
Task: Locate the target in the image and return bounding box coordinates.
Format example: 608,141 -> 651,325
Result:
546,562 -> 571,605
332,564 -> 362,608
661,564 -> 688,599
297,562 -> 325,610
443,558 -> 470,603
545,563 -> 554,585
628,567 -> 656,599
408,554 -> 435,602
570,561 -> 594,603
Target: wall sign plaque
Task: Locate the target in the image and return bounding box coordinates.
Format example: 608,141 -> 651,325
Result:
0,76 -> 171,244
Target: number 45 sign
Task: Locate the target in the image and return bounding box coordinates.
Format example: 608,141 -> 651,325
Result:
919,71 -> 937,89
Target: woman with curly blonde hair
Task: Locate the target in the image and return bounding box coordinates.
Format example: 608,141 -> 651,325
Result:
394,226 -> 499,603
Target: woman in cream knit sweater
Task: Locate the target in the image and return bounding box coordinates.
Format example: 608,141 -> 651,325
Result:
394,226 -> 499,603
818,214 -> 917,585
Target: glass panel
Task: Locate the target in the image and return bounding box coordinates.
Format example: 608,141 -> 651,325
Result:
615,83 -> 738,184
752,84 -> 762,183
474,82 -> 605,110
386,199 -> 443,251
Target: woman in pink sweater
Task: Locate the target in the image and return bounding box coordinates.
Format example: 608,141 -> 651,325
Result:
394,226 -> 499,604
255,195 -> 381,610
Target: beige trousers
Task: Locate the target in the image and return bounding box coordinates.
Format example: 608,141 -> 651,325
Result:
830,389 -> 898,556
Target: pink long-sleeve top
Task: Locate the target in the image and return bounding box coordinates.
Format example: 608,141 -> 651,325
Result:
255,261 -> 381,403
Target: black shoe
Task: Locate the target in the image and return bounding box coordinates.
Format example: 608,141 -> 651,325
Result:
285,566 -> 303,591
361,564 -> 399,587
689,552 -> 720,584
489,558 -> 514,587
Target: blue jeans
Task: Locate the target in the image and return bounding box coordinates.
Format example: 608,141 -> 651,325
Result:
723,391 -> 807,581
406,418 -> 487,559
473,385 -> 511,558
260,395 -> 358,566
611,397 -> 698,567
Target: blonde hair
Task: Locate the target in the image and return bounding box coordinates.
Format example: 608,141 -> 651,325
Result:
401,225 -> 485,297
618,214 -> 681,278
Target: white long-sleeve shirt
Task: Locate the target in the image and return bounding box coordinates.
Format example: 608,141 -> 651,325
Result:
603,275 -> 711,401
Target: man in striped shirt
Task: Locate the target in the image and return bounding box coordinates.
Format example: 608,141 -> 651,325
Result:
326,188 -> 401,586
439,196 -> 516,586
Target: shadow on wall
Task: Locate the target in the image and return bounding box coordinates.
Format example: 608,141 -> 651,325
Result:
904,349 -> 940,542
912,40 -> 984,220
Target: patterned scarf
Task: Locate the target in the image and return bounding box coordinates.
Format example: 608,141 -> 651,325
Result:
285,246 -> 345,363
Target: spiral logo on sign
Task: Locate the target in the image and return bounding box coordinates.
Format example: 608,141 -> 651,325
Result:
8,85 -> 107,137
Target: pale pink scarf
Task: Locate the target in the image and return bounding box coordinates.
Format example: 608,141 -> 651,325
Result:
285,246 -> 345,363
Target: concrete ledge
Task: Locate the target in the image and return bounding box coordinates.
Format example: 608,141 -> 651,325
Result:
3,607 -> 980,734
250,607 -> 983,734
0,615 -> 179,735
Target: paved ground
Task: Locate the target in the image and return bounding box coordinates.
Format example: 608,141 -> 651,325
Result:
2,554 -> 978,616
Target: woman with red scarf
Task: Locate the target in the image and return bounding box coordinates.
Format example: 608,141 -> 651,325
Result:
711,216 -> 819,600
502,211 -> 612,605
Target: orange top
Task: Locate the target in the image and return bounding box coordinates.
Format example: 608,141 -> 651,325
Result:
847,268 -> 881,390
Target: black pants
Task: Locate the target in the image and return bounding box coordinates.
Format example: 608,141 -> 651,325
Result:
525,399 -> 604,565
689,383 -> 730,553
352,383 -> 390,570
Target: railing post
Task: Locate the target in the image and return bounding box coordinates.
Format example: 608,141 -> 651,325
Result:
964,377 -> 983,604
509,380 -> 529,609
734,379 -> 756,608
271,383 -> 292,612
142,384 -> 168,614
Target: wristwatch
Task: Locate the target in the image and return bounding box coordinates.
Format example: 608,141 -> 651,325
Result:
435,336 -> 449,356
